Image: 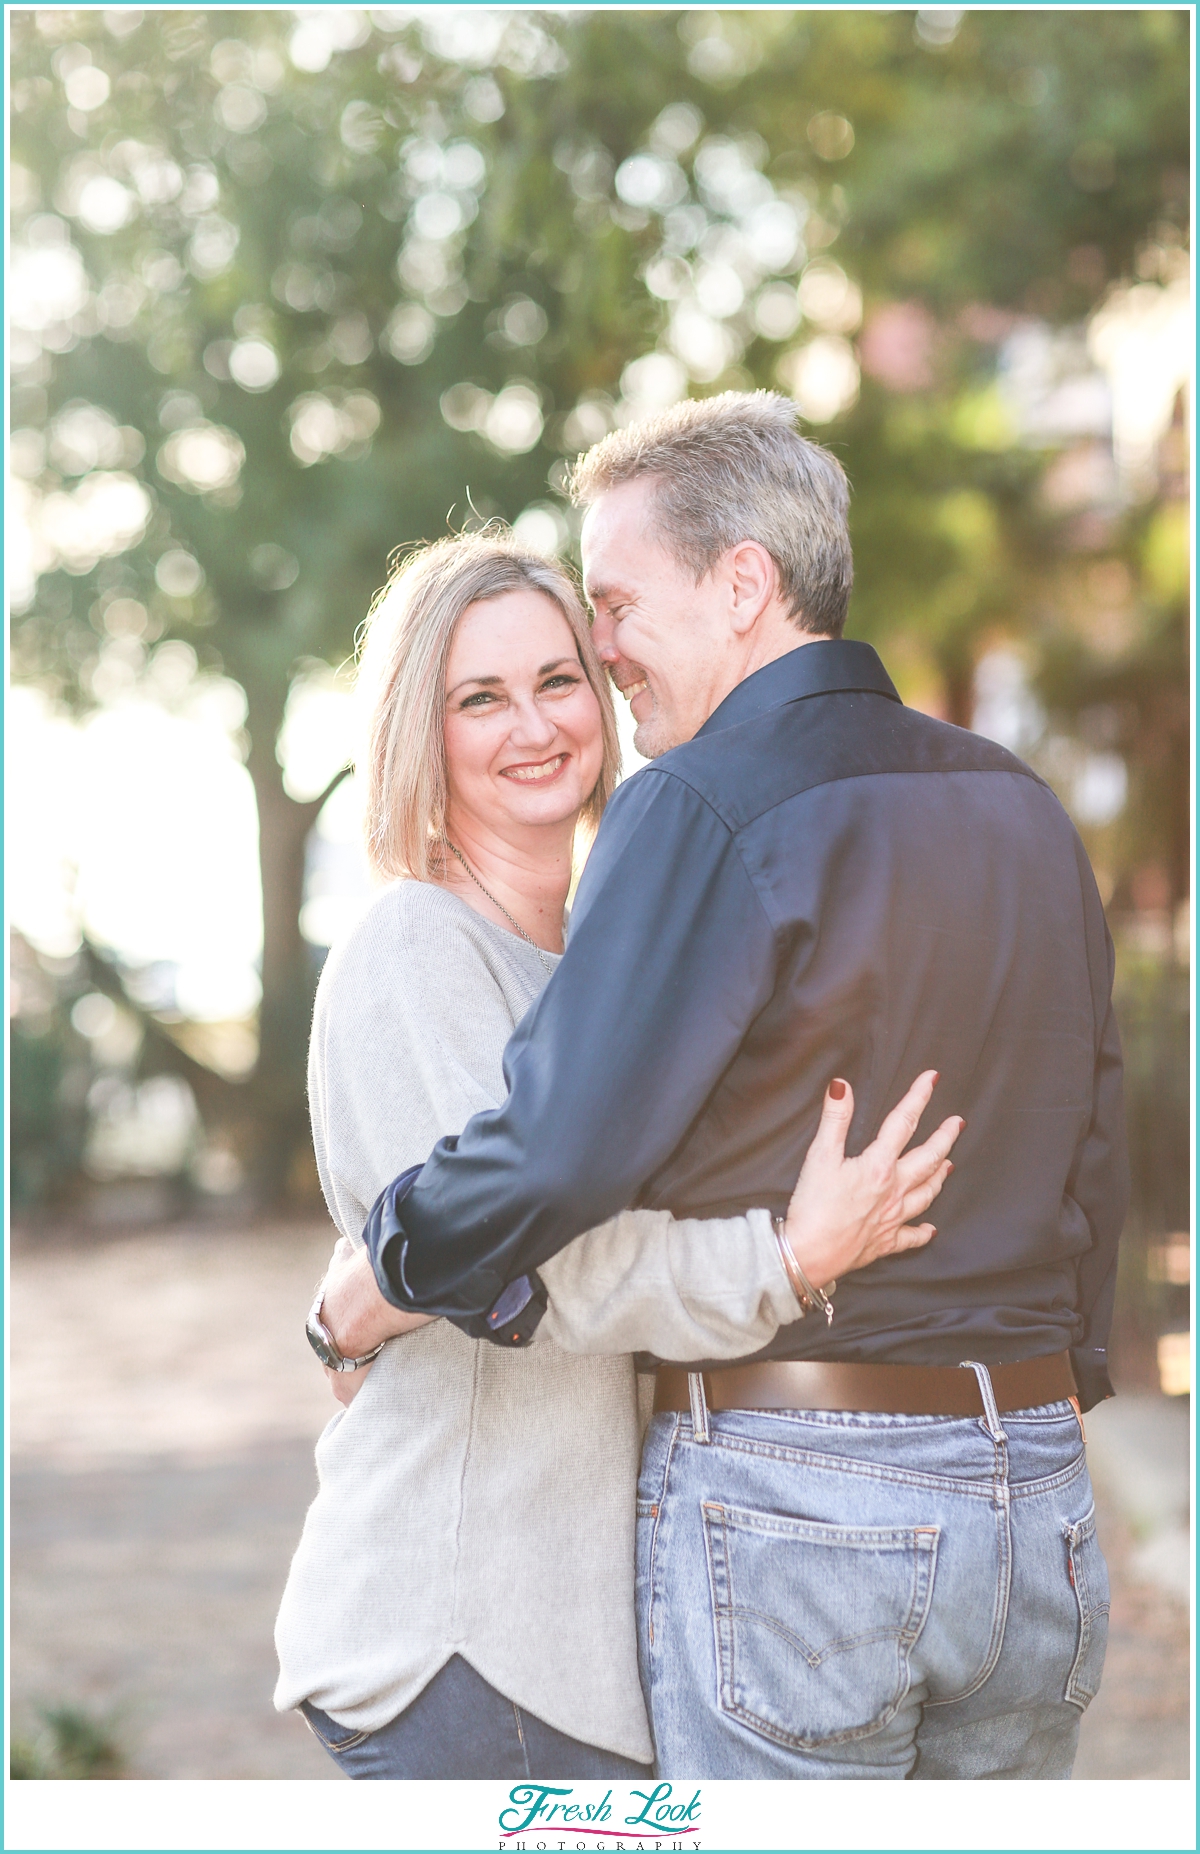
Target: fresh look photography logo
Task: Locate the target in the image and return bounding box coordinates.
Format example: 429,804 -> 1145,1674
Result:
498,1781 -> 703,1849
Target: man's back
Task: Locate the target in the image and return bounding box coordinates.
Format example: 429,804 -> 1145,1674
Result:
636,654 -> 1123,1379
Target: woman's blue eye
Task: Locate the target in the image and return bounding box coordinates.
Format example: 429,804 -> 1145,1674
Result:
542,675 -> 578,691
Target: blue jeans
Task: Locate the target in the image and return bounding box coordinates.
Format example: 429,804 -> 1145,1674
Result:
300,1654 -> 653,1780
636,1370 -> 1108,1779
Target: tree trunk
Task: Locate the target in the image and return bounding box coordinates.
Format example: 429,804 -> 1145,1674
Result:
244,678 -> 349,1206
86,674 -> 349,1210
940,649 -> 976,731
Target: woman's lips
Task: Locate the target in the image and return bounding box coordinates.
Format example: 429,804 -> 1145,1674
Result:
500,753 -> 569,784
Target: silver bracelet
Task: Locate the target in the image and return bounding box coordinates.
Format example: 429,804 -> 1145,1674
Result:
774,1219 -> 836,1327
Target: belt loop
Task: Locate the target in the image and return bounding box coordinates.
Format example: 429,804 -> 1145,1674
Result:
688,1371 -> 711,1444
961,1360 -> 1008,1443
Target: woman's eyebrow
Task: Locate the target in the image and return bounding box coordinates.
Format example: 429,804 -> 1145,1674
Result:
446,658 -> 576,698
446,672 -> 504,696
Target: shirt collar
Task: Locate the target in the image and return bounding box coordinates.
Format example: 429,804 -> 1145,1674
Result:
697,638 -> 901,738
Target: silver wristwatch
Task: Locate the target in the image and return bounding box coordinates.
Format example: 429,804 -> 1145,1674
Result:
305,1290 -> 387,1372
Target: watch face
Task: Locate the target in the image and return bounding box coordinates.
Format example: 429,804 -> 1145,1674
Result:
305,1314 -> 341,1370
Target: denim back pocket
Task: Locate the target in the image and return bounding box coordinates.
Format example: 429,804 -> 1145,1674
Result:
1063,1504 -> 1110,1709
702,1501 -> 939,1749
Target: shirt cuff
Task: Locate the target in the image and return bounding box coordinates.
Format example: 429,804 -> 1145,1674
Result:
1070,1347 -> 1115,1414
363,1164 -> 510,1324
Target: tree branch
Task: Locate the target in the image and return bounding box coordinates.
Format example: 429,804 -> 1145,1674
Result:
297,760 -> 354,828
79,940 -> 247,1117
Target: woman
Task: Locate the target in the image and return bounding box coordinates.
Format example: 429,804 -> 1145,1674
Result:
273,531 -> 960,1780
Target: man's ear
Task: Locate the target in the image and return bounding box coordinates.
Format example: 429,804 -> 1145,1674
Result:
724,539 -> 779,634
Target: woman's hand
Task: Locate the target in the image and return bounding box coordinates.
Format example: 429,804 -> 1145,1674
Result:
317,1236 -> 437,1403
782,1072 -> 963,1293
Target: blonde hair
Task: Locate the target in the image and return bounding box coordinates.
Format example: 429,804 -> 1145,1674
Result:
357,530 -> 621,882
569,390 -> 853,636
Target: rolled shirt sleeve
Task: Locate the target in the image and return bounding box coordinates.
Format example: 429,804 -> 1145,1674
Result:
370,768 -> 779,1322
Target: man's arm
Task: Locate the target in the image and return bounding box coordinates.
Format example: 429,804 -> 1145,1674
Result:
368,769 -> 779,1325
1067,863 -> 1130,1411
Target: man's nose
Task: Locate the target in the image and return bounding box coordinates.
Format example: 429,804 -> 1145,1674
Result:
591,611 -> 617,661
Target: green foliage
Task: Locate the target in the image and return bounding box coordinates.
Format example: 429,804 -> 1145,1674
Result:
1115,948 -> 1190,1242
11,9 -> 1187,699
10,8 -> 1189,1199
11,1706 -> 127,1780
9,938 -> 94,1210
1110,943 -> 1191,1362
9,1016 -> 91,1210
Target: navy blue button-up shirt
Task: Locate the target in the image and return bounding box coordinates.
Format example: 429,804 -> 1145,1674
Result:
369,640 -> 1127,1410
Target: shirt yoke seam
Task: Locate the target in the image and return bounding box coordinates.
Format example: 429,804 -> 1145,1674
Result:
638,759 -> 1057,944
651,757 -> 1051,840
631,768 -> 779,942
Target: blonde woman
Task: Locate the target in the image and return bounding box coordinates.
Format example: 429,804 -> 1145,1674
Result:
273,532 -> 960,1780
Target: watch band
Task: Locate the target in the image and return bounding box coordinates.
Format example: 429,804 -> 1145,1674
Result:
305,1290 -> 387,1372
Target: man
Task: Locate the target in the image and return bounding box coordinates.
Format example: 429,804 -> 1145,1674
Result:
327,392 -> 1126,1778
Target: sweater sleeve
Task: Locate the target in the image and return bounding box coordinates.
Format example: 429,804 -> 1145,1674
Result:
307,890 -> 516,1248
538,1207 -> 801,1359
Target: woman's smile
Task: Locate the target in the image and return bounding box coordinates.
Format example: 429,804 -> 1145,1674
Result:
442,589 -> 606,841
500,753 -> 570,785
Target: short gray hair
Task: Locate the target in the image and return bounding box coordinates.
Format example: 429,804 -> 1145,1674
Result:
568,390 -> 853,636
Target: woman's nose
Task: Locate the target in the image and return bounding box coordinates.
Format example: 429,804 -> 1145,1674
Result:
508,696 -> 558,745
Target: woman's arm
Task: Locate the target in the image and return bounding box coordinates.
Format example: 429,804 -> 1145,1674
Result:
538,1072 -> 961,1358
538,1205 -> 792,1358
306,887 -> 531,1394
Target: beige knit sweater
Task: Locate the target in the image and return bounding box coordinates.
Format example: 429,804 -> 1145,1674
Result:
273,880 -> 798,1760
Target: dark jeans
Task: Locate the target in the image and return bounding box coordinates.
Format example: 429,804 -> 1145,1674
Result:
300,1654 -> 653,1781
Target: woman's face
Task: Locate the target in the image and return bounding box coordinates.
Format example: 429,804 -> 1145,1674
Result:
443,589 -> 605,840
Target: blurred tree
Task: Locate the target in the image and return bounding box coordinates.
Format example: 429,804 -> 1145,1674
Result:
10,8 -> 1189,1202
9,933 -> 93,1210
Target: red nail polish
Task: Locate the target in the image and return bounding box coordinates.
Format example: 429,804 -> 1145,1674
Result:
932,1071 -> 940,1084
829,1078 -> 847,1100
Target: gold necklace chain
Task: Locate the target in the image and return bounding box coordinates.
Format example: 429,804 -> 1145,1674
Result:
446,842 -> 558,973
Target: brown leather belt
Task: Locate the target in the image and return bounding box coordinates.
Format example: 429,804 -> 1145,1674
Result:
653,1353 -> 1077,1418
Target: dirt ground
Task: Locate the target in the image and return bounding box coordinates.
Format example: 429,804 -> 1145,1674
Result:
8,1219 -> 1191,1780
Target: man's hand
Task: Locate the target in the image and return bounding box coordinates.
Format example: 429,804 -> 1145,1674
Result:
782,1071 -> 963,1292
320,1235 -> 436,1370
325,1360 -> 371,1408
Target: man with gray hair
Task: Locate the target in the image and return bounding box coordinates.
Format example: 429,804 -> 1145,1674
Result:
343,391 -> 1127,1778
